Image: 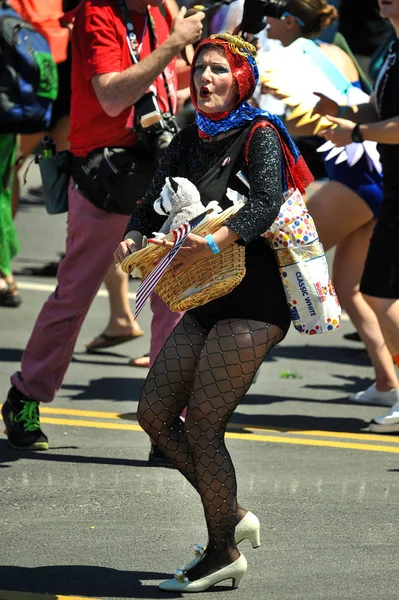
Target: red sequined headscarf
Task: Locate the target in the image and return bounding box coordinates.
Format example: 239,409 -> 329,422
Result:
189,34 -> 314,194
190,34 -> 258,120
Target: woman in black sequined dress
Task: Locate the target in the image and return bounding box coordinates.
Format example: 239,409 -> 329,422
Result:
115,34 -> 313,592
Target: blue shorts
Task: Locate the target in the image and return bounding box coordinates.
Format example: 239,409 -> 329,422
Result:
322,152 -> 383,218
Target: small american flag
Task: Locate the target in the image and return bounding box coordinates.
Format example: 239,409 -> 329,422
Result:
134,211 -> 209,319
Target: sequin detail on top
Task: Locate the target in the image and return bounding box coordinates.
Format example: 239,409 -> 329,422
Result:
125,124 -> 284,244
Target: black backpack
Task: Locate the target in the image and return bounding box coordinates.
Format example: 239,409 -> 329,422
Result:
0,0 -> 58,133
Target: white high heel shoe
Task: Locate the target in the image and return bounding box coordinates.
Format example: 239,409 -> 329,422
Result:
159,553 -> 247,592
235,511 -> 261,548
184,511 -> 260,571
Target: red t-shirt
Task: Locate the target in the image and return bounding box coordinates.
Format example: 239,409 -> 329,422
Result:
68,0 -> 177,157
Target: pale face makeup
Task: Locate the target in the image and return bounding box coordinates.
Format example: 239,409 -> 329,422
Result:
193,47 -> 238,114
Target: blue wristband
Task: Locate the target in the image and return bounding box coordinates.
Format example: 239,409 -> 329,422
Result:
205,234 -> 221,255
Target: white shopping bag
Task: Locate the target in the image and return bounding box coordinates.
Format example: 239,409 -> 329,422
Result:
263,188 -> 341,334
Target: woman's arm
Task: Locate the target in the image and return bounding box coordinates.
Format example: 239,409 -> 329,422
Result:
224,125 -> 283,243
318,114 -> 399,146
147,126 -> 284,272
313,92 -> 378,123
357,117 -> 399,144
114,231 -> 142,264
147,226 -> 241,274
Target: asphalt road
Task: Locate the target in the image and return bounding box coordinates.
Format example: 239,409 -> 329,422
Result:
0,170 -> 398,600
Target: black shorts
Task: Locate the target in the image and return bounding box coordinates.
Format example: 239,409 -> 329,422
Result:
189,240 -> 291,335
360,195 -> 399,299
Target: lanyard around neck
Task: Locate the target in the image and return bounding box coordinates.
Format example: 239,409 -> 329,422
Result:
115,0 -> 149,63
114,0 -> 175,115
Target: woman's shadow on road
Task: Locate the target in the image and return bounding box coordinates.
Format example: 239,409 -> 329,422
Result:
0,564 -> 192,598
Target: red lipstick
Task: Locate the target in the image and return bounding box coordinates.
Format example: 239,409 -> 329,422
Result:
200,86 -> 211,98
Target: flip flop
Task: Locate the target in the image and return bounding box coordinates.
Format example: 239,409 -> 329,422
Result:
85,330 -> 144,352
128,354 -> 150,368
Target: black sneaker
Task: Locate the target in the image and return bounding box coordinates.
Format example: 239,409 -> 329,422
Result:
2,387 -> 48,451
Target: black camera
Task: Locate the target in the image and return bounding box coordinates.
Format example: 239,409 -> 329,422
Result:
241,0 -> 288,34
262,0 -> 288,19
134,91 -> 179,163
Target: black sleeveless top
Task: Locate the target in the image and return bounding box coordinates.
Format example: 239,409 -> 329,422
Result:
375,39 -> 399,205
126,121 -> 291,333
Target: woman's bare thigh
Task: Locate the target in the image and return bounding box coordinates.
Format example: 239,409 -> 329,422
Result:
306,181 -> 374,251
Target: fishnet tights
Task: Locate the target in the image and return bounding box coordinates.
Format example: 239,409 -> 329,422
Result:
137,314 -> 283,578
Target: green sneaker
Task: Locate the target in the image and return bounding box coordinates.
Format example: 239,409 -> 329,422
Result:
2,387 -> 48,450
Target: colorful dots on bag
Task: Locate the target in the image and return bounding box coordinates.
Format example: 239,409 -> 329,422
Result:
264,190 -> 341,335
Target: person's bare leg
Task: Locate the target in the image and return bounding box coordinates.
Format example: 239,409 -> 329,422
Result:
51,116 -> 70,152
12,132 -> 43,218
0,271 -> 8,291
367,300 -> 399,431
102,264 -> 143,337
306,181 -> 374,249
363,297 -> 399,359
333,222 -> 399,391
308,180 -> 398,396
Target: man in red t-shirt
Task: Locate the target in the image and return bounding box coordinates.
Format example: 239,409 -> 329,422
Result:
3,0 -> 204,451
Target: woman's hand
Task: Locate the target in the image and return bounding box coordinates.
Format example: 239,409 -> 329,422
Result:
149,232 -> 211,275
318,115 -> 356,147
114,238 -> 138,265
312,92 -> 340,117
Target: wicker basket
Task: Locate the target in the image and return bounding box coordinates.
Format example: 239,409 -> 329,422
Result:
120,205 -> 246,312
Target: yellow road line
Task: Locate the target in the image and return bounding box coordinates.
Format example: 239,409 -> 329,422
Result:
226,431 -> 399,454
0,592 -> 98,600
40,416 -> 142,430
28,406 -> 123,419
24,416 -> 399,454
3,405 -> 397,445
2,405 -> 399,452
230,424 -> 399,444
17,280 -> 136,300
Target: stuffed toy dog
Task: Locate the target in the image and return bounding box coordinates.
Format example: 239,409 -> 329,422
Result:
152,177 -> 222,238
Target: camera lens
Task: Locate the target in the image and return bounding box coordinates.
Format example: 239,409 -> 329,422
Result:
263,0 -> 288,20
155,130 -> 175,162
241,0 -> 289,34
241,0 -> 267,34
